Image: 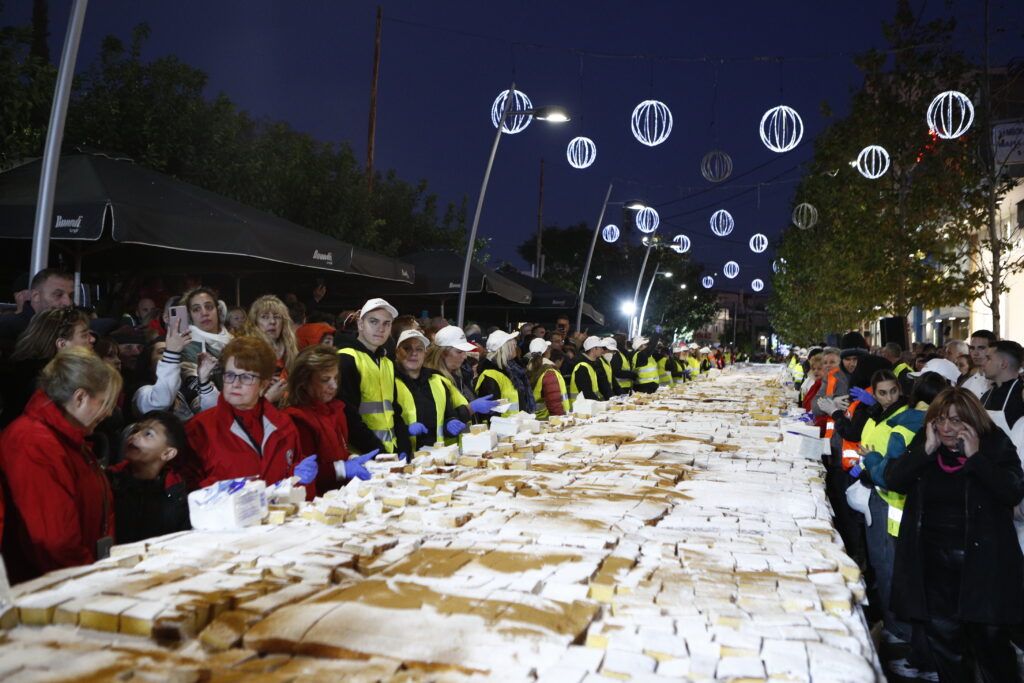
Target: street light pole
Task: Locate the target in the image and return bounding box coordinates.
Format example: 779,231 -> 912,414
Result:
575,181 -> 613,333
629,243 -> 654,338
637,260 -> 663,336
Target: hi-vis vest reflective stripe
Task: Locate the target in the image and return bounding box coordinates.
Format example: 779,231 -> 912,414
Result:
475,368 -> 519,414
632,351 -> 659,386
338,347 -> 397,452
616,352 -> 632,389
599,357 -> 615,392
789,357 -> 805,383
570,361 -> 601,402
656,357 -> 672,386
881,422 -> 916,536
434,373 -> 467,444
532,368 -> 570,419
687,356 -> 700,378
893,362 -> 911,378
395,374 -> 448,450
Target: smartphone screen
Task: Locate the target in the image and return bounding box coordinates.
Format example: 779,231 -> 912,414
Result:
169,305 -> 188,334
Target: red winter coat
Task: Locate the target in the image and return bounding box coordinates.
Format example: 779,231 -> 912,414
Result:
0,390 -> 115,584
185,395 -> 303,489
284,399 -> 351,498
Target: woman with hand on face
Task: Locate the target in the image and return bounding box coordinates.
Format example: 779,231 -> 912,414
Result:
0,347 -> 120,582
283,345 -> 380,493
184,337 -> 315,492
179,287 -> 232,412
886,387 -> 1024,682
395,330 -> 468,449
239,295 -> 296,405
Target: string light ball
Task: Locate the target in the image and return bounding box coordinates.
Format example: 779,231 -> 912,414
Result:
759,105 -> 804,153
856,145 -> 890,179
635,206 -> 660,233
601,224 -> 620,243
792,203 -> 818,230
772,258 -> 786,274
491,89 -> 533,134
749,233 -> 768,253
751,278 -> 764,292
567,136 -> 597,169
701,149 -> 733,182
631,100 -> 673,147
710,209 -> 734,236
926,90 -> 974,140
702,276 -> 715,289
670,234 -> 691,254
723,261 -> 740,279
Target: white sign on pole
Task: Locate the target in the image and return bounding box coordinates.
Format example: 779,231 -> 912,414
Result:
993,120 -> 1024,167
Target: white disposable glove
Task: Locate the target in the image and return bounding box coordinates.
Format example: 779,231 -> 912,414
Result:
816,396 -> 839,415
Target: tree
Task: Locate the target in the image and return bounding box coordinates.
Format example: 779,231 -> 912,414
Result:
0,12 -> 55,170
770,2 -> 988,343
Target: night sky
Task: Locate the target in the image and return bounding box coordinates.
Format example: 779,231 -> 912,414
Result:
3,0 -> 1020,300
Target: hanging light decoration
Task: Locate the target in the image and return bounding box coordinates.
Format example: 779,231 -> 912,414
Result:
566,136 -> 597,169
723,261 -> 740,279
759,105 -> 803,153
490,89 -> 533,134
710,209 -> 734,236
631,100 -> 673,147
926,90 -> 974,140
772,258 -> 786,274
635,207 -> 660,233
700,149 -> 733,182
751,278 -> 764,292
601,224 -> 620,243
670,234 -> 691,253
856,145 -> 890,179
749,233 -> 768,253
792,203 -> 818,230
702,276 -> 715,289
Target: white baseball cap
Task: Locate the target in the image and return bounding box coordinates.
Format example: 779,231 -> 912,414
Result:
700,346 -> 711,354
528,338 -> 551,354
359,297 -> 398,319
631,336 -> 649,349
688,342 -> 698,349
434,325 -> 476,352
396,329 -> 429,349
583,335 -> 604,351
601,336 -> 618,351
909,357 -> 961,385
485,329 -> 519,353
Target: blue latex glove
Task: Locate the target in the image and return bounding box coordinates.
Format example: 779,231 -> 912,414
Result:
849,387 -> 876,406
445,419 -> 467,436
343,449 -> 380,481
294,455 -> 318,484
397,452 -> 408,461
469,394 -> 500,414
797,412 -> 815,423
408,422 -> 429,436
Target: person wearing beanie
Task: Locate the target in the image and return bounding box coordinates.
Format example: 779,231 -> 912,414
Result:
295,322 -> 336,350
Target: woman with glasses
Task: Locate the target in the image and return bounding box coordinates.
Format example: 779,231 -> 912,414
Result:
886,386 -> 1024,682
238,295 -> 296,404
0,347 -> 121,582
394,329 -> 467,450
0,307 -> 94,428
184,336 -> 316,491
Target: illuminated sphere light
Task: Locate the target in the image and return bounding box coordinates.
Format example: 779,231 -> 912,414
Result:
772,257 -> 786,274
856,145 -> 890,179
702,276 -> 715,289
700,149 -> 733,182
723,261 -> 740,279
635,206 -> 660,233
631,100 -> 673,147
670,234 -> 691,254
792,203 -> 818,230
926,90 -> 974,140
749,233 -> 768,253
566,136 -> 597,169
751,278 -> 764,292
759,105 -> 804,153
601,224 -> 620,243
710,209 -> 734,236
491,89 -> 533,134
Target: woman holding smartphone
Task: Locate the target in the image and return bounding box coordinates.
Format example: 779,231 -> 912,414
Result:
886,387 -> 1024,682
178,287 -> 232,415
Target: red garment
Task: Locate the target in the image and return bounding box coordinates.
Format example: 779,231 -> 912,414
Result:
540,369 -> 566,416
0,391 -> 115,583
185,395 -> 302,489
284,399 -> 350,497
147,317 -> 166,336
802,379 -> 822,413
229,403 -> 265,452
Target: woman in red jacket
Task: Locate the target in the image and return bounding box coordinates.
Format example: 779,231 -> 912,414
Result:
283,345 -> 379,494
0,346 -> 122,583
184,336 -> 316,491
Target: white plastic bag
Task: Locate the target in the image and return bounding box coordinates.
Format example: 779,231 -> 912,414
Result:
845,481 -> 872,527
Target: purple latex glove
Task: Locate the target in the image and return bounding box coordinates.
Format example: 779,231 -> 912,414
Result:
445,419 -> 466,436
408,422 -> 429,436
849,387 -> 876,406
469,394 -> 500,414
293,455 -> 318,484
343,449 -> 380,481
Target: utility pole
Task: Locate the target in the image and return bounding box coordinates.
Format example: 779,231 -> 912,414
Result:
535,157 -> 545,278
365,6 -> 383,194
981,0 -> 1002,335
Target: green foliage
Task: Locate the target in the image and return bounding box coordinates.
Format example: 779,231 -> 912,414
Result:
770,2 -> 988,343
0,19 -> 55,169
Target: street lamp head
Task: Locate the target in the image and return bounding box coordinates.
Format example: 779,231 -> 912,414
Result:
680,284 -> 687,290
623,200 -> 646,210
531,106 -> 570,122
621,301 -> 637,315
661,271 -> 673,278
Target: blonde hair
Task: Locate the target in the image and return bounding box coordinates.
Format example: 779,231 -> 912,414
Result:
487,340 -> 516,370
38,346 -> 122,413
12,307 -> 91,361
285,345 -> 339,407
240,295 -> 298,367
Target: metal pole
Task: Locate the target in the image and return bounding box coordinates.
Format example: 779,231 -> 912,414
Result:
30,0 -> 89,278
457,82 -> 515,328
638,261 -> 661,337
575,181 -> 613,333
629,244 -> 653,337
365,5 -> 383,194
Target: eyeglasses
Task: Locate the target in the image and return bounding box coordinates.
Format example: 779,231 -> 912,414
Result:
933,415 -> 965,428
223,371 -> 260,385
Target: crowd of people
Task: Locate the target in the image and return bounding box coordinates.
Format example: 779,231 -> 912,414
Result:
790,331 -> 1024,682
0,269 -> 744,585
